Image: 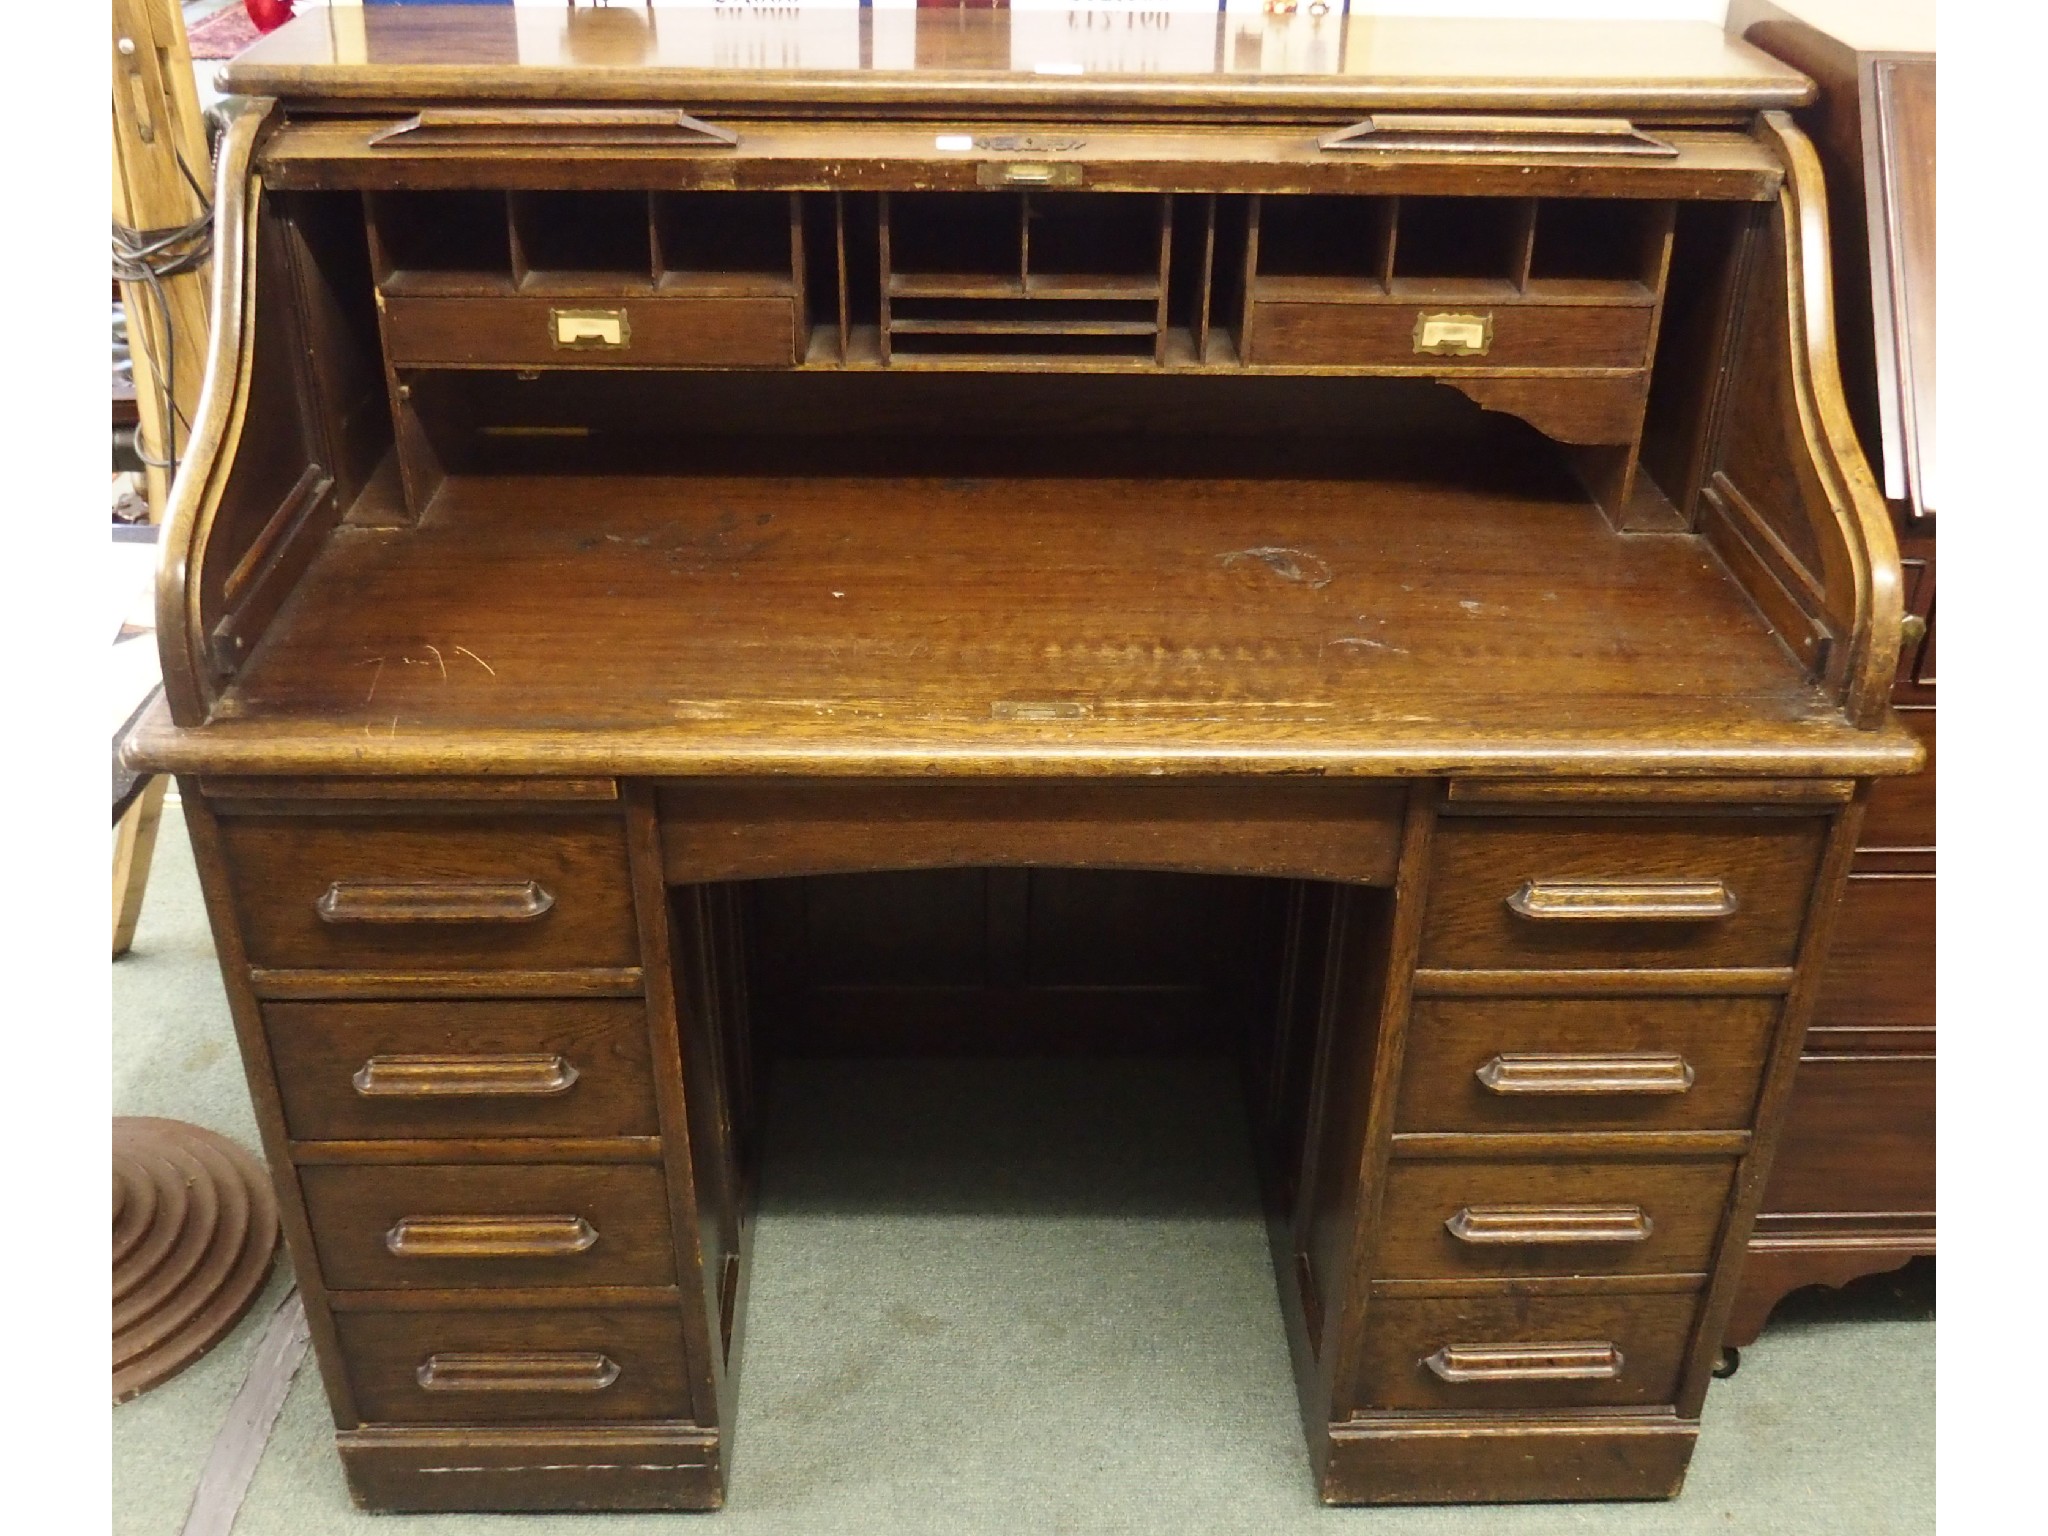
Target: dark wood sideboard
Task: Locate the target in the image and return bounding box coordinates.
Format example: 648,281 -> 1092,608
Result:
1723,0 -> 1935,1346
127,7 -> 1922,1513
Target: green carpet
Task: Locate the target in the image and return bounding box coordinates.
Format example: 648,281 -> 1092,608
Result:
114,804 -> 1934,1535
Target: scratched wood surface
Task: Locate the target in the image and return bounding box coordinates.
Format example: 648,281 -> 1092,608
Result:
191,421 -> 1901,778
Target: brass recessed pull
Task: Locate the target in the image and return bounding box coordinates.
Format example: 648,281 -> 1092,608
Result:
416,1351 -> 621,1394
386,1213 -> 599,1261
1319,113 -> 1676,157
353,1053 -> 580,1099
315,879 -> 556,924
552,308 -> 630,350
1413,312 -> 1492,357
1505,880 -> 1738,921
1476,1052 -> 1696,1097
977,161 -> 1083,188
1423,1340 -> 1625,1383
368,108 -> 737,149
1445,1204 -> 1653,1246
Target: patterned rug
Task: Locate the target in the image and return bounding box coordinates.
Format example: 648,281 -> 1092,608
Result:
186,5 -> 263,63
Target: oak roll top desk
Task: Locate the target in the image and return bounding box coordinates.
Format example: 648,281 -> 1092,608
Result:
128,6 -> 1923,1514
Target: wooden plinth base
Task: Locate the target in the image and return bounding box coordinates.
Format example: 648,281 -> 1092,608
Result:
338,1423 -> 724,1512
1723,1236 -> 1934,1347
113,1117 -> 280,1403
1320,1412 -> 1698,1504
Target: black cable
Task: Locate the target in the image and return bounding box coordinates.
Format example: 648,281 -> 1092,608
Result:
112,141 -> 214,481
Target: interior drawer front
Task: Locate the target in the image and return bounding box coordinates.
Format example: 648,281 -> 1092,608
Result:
336,1307 -> 691,1424
382,295 -> 798,369
303,1163 -> 675,1291
1375,1159 -> 1733,1281
1247,299 -> 1653,370
1420,816 -> 1829,971
217,813 -> 639,971
1354,1292 -> 1697,1411
266,999 -> 658,1142
1397,996 -> 1778,1134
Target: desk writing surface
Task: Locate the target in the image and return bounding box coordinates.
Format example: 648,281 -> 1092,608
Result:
224,7 -> 1812,115
156,416 -> 1913,781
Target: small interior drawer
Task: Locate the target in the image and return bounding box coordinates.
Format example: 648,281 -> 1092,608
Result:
1374,1158 -> 1733,1281
267,999 -> 658,1141
1353,1291 -> 1698,1411
1247,298 -> 1654,372
381,294 -> 800,369
1420,816 -> 1830,972
1396,995 -> 1779,1134
302,1163 -> 676,1291
335,1305 -> 692,1424
216,811 -> 639,972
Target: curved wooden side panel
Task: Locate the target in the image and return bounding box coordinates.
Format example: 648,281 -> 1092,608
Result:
1708,114 -> 1903,728
156,99 -> 274,724
157,98 -> 379,728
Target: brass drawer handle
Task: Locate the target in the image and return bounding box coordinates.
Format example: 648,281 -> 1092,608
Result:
386,1214 -> 599,1261
369,108 -> 736,149
416,1351 -> 620,1394
1476,1052 -> 1696,1096
552,308 -> 630,350
1319,113 -> 1676,158
353,1053 -> 580,1099
1423,1340 -> 1625,1384
1445,1204 -> 1652,1246
315,879 -> 555,925
1506,880 -> 1737,921
1413,312 -> 1491,357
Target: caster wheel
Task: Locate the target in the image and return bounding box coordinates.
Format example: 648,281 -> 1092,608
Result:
1712,1346 -> 1741,1379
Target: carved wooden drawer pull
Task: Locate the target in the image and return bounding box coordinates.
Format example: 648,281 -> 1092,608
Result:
1475,1051 -> 1696,1097
415,1351 -> 620,1394
352,1053 -> 580,1099
386,1214 -> 599,1261
1505,880 -> 1737,921
1445,1204 -> 1652,1246
316,879 -> 555,925
1423,1341 -> 1625,1384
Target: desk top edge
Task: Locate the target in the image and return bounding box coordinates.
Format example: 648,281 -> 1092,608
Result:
123,698 -> 1926,784
222,11 -> 1814,116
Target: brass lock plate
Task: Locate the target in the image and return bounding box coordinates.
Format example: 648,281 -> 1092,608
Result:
1413,311 -> 1493,357
551,308 -> 630,349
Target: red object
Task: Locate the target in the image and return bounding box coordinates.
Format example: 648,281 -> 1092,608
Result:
243,0 -> 295,34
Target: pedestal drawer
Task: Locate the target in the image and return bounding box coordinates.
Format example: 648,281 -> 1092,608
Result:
216,813 -> 639,971
1375,1160 -> 1733,1281
302,1163 -> 676,1291
336,1307 -> 692,1424
1354,1292 -> 1698,1411
1396,996 -> 1779,1134
267,1000 -> 659,1141
1420,817 -> 1828,971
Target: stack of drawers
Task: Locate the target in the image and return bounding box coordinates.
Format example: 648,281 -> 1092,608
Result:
192,789 -> 708,1502
1356,806 -> 1831,1448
